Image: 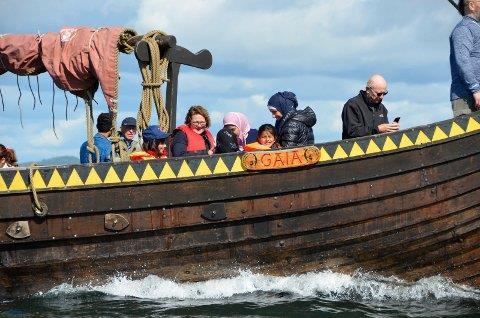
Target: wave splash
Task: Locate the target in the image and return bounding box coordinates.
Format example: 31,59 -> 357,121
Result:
45,270 -> 480,301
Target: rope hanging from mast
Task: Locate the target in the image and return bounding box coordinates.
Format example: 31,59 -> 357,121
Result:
136,30 -> 170,133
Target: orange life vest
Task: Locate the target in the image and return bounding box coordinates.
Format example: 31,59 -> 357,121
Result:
176,124 -> 215,154
244,142 -> 271,152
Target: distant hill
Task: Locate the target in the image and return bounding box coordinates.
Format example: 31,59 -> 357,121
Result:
20,156 -> 79,167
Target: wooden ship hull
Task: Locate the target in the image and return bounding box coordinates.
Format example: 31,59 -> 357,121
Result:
0,112 -> 479,297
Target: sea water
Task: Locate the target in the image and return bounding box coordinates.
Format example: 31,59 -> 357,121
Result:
1,270 -> 480,317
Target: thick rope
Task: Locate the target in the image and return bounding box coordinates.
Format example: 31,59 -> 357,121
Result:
136,30 -> 170,133
29,164 -> 46,217
85,92 -> 99,163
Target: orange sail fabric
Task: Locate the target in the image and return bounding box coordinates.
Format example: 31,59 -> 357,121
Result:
0,27 -> 136,112
0,34 -> 45,76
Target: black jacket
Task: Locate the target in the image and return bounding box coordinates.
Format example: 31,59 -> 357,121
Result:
216,127 -> 239,154
278,106 -> 316,148
341,90 -> 389,140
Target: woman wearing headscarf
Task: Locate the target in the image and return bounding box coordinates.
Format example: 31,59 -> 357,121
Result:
267,91 -> 316,148
216,112 -> 251,154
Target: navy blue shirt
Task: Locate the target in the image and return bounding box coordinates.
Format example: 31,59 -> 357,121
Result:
450,16 -> 480,100
80,133 -> 112,164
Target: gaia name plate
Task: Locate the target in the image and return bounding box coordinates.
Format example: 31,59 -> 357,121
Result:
242,146 -> 320,171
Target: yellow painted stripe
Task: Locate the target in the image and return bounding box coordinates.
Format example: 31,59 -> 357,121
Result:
123,165 -> 139,182
159,162 -> 176,179
431,126 -> 448,142
382,136 -> 398,151
32,170 -> 47,189
415,131 -> 430,145
230,156 -> 245,172
399,134 -> 414,148
47,169 -> 65,188
349,142 -> 364,157
365,139 -> 381,154
104,166 -> 122,184
466,117 -> 480,132
332,145 -> 348,159
85,168 -> 103,185
213,158 -> 230,174
9,171 -> 28,191
177,161 -> 194,178
0,174 -> 7,191
66,168 -> 84,187
319,147 -> 332,162
141,163 -> 158,181
449,122 -> 465,137
195,159 -> 212,176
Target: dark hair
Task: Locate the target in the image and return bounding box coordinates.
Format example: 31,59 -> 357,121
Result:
142,138 -> 168,157
96,113 -> 112,133
0,147 -> 18,167
184,105 -> 211,128
257,124 -> 277,140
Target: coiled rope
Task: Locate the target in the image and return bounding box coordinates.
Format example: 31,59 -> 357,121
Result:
136,30 -> 170,133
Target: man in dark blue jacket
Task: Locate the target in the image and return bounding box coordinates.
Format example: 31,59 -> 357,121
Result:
341,74 -> 399,140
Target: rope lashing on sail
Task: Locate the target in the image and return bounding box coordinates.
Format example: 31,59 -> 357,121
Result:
136,30 -> 170,133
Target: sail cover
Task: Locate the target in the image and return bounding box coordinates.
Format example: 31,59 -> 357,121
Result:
0,27 -> 136,112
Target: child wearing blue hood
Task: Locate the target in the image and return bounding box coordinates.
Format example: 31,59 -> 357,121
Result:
267,91 -> 316,148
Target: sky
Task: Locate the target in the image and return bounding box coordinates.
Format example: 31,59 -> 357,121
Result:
0,0 -> 462,162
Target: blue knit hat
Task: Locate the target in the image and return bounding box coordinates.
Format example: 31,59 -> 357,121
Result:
142,125 -> 170,141
267,91 -> 298,116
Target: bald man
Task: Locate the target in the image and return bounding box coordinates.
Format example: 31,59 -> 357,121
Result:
450,0 -> 480,116
341,74 -> 400,140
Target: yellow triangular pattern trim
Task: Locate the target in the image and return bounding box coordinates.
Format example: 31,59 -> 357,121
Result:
9,171 -> 28,191
230,156 -> 245,173
66,169 -> 84,187
415,131 -> 430,145
0,174 -> 7,191
47,169 -> 65,188
349,142 -> 365,157
319,147 -> 332,162
431,126 -> 448,142
85,168 -> 103,185
159,162 -> 176,180
141,164 -> 158,181
399,134 -> 414,148
123,165 -> 139,182
382,136 -> 398,151
466,117 -> 480,132
213,158 -> 230,174
195,159 -> 213,176
333,145 -> 348,159
32,171 -> 47,189
104,167 -> 122,184
177,161 -> 194,178
449,122 -> 465,137
366,139 -> 381,154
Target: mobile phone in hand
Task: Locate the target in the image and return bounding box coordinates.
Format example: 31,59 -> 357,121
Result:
393,117 -> 401,123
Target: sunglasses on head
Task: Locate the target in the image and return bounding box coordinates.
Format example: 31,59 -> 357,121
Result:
368,87 -> 388,97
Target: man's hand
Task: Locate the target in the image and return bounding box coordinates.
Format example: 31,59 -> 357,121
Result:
377,122 -> 400,133
473,91 -> 480,109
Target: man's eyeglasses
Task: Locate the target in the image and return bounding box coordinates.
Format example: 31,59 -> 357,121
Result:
368,87 -> 388,97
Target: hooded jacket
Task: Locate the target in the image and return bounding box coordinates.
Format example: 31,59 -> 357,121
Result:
277,106 -> 316,148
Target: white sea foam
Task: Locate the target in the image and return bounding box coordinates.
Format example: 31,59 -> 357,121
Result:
44,270 -> 480,301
